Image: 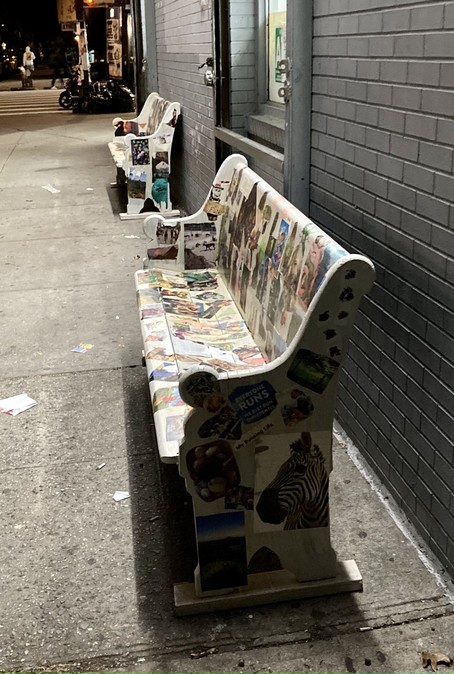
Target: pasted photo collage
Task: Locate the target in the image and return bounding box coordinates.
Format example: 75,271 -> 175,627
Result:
135,267 -> 266,451
217,167 -> 349,363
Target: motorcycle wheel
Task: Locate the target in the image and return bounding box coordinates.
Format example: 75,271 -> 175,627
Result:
59,90 -> 73,109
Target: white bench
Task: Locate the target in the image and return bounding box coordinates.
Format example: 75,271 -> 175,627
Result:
108,92 -> 180,219
134,154 -> 375,613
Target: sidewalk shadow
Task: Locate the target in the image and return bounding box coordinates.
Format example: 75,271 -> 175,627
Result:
120,365 -> 196,628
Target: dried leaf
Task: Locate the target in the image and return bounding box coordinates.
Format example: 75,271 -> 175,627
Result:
189,647 -> 219,659
422,651 -> 453,672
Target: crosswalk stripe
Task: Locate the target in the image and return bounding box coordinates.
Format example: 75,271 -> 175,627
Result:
0,90 -> 65,116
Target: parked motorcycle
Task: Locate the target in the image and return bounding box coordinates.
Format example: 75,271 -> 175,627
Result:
59,66 -> 135,114
58,68 -> 79,109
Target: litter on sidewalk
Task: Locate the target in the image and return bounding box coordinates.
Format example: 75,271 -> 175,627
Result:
72,343 -> 94,353
0,394 -> 38,416
41,184 -> 60,194
113,491 -> 130,502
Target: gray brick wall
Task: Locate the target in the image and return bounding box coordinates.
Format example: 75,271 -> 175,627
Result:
311,0 -> 454,581
229,0 -> 257,132
154,0 -> 217,212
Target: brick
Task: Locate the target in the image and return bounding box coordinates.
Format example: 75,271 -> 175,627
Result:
347,37 -> 369,56
356,103 -> 379,126
420,141 -> 453,172
446,2 -> 454,28
419,459 -> 452,507
406,376 -> 438,421
365,172 -> 388,199
376,198 -> 402,227
405,113 -> 437,142
333,178 -> 354,203
357,59 -> 380,80
440,63 -> 454,89
437,119 -> 454,145
386,225 -> 414,258
312,114 -> 328,133
358,12 -> 382,33
337,59 -> 358,78
400,210 -> 431,244
392,85 -> 421,111
381,60 -> 408,83
411,5 -> 444,31
335,139 -> 356,163
328,37 -> 349,56
346,80 -> 368,101
326,117 -> 345,138
366,127 -> 390,152
377,154 -> 403,181
395,35 -> 424,57
368,82 -> 393,106
421,414 -> 452,464
388,181 -> 416,210
345,123 -> 366,145
422,89 -> 454,116
407,61 -> 441,88
416,502 -> 448,553
432,223 -> 454,255
355,146 -> 378,172
425,33 -> 454,58
378,107 -> 405,133
426,323 -> 454,361
402,462 -> 432,510
423,369 -> 453,411
437,404 -> 454,439
352,186 -> 375,214
338,15 -> 360,34
369,36 -> 395,57
434,172 -> 454,201
390,134 -> 419,161
429,274 -> 454,312
417,192 -> 451,226
326,155 -> 345,178
403,162 -> 434,193
388,471 -> 416,514
434,438 -> 454,490
405,418 -> 437,467
337,99 -> 356,120
344,163 -> 365,188
383,8 -> 411,32
395,302 -> 426,341
414,239 -> 448,278
313,16 -> 338,36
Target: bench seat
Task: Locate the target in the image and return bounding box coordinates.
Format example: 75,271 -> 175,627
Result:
135,267 -> 266,462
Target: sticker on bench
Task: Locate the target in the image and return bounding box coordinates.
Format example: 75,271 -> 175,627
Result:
280,389 -> 314,426
254,431 -> 329,533
186,439 -> 241,503
196,512 -> 248,592
198,405 -> 242,440
184,223 -> 217,270
127,167 -> 146,200
152,386 -> 185,413
228,381 -> 277,424
131,138 -> 150,166
287,348 -> 340,394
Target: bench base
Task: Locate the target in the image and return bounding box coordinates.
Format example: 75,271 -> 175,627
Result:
173,559 -> 362,616
120,209 -> 180,221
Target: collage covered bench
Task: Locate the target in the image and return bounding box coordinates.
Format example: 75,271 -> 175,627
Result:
108,92 -> 180,219
134,154 -> 375,614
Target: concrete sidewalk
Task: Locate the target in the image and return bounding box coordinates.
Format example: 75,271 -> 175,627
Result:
0,108 -> 452,674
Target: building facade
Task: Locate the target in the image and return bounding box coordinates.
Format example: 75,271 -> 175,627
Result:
132,0 -> 454,582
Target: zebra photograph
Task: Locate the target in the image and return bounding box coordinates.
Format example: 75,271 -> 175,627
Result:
255,431 -> 329,530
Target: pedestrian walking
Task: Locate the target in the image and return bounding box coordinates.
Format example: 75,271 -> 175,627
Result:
23,46 -> 36,73
48,40 -> 66,89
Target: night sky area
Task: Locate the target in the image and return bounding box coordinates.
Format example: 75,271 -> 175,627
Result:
0,0 -> 61,51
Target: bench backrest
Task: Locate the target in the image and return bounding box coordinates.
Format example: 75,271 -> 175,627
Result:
114,93 -> 179,138
217,163 -> 349,362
